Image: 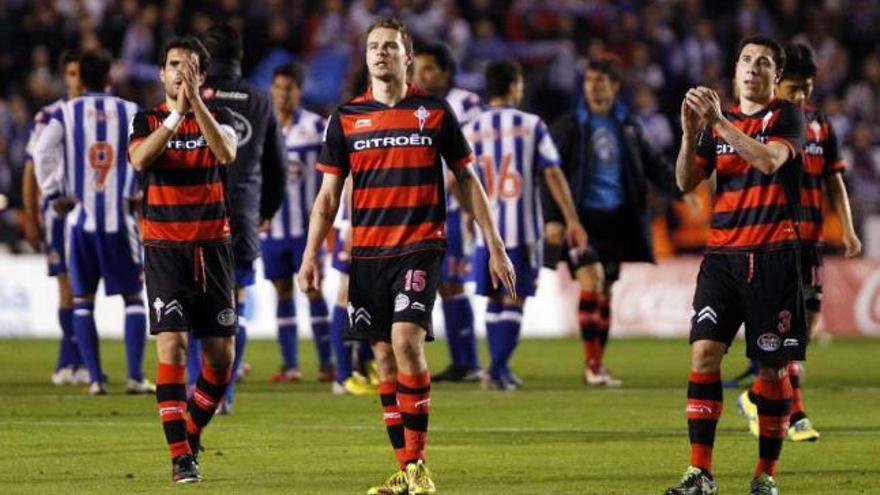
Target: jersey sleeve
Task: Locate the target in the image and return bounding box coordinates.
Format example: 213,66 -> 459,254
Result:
316,111 -> 351,177
438,101 -> 473,171
767,103 -> 806,159
535,119 -> 561,170
823,119 -> 845,175
128,111 -> 152,144
694,126 -> 716,174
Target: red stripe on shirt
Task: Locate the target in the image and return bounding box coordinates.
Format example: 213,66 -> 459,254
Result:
353,185 -> 438,209
143,218 -> 230,242
147,182 -> 225,206
353,222 -> 445,248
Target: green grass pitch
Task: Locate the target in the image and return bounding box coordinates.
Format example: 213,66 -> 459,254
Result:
0,337 -> 878,494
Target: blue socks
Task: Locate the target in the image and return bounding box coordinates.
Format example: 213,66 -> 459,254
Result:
226,302 -> 248,404
442,294 -> 480,370
72,300 -> 103,383
124,300 -> 147,382
309,297 -> 333,371
56,307 -> 82,370
330,304 -> 353,383
485,301 -> 523,380
277,297 -> 298,369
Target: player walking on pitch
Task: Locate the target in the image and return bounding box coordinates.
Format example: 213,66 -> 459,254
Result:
465,60 -> 587,390
665,36 -> 808,495
128,36 -> 238,483
298,17 -> 515,495
736,41 -> 862,444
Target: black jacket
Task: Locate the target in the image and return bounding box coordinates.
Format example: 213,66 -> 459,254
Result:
203,60 -> 286,264
543,99 -> 681,263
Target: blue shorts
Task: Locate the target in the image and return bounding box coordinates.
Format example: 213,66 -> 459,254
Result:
261,237 -> 307,281
44,204 -> 67,276
441,210 -> 468,284
66,224 -> 143,297
236,259 -> 256,288
331,230 -> 350,275
474,244 -> 539,298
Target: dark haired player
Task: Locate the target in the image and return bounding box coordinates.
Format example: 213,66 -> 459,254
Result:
298,17 -> 514,495
665,36 -> 807,495
736,41 -> 861,444
128,36 -> 238,483
33,50 -> 150,396
413,42 -> 484,383
23,50 -> 87,386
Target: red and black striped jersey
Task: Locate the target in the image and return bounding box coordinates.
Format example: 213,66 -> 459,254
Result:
129,102 -> 238,246
800,105 -> 845,244
695,99 -> 805,252
317,85 -> 473,258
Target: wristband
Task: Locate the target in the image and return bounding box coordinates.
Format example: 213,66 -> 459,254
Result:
162,110 -> 182,131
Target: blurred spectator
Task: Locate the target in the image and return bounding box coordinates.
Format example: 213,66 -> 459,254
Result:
681,19 -> 723,85
843,123 -> 880,226
845,53 -> 880,125
633,85 -> 674,157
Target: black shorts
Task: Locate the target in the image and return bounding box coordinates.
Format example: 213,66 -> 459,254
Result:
544,208 -> 624,283
347,250 -> 443,343
690,249 -> 807,365
801,245 -> 823,313
145,242 -> 237,338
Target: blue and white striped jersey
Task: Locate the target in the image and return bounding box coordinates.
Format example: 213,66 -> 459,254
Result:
27,98 -> 68,203
445,87 -> 481,213
266,108 -> 326,241
32,93 -> 140,234
463,106 -> 560,248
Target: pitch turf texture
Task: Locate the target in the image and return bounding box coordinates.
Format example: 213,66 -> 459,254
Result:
1,338 -> 878,494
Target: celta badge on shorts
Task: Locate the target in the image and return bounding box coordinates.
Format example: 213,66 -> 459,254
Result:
757,332 -> 781,352
394,293 -> 411,312
216,308 -> 236,327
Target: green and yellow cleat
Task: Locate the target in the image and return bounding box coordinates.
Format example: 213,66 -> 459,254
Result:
405,460 -> 436,494
736,390 -> 760,438
787,417 -> 820,442
366,470 -> 408,495
332,375 -> 377,396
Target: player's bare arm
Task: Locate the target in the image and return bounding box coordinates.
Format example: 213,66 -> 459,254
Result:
297,173 -> 345,292
128,122 -> 176,172
22,159 -> 42,250
543,166 -> 588,249
826,172 -> 862,258
686,86 -> 791,175
675,98 -> 708,192
452,164 -> 516,297
182,56 -> 236,165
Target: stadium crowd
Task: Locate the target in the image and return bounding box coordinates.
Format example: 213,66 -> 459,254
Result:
0,0 -> 879,254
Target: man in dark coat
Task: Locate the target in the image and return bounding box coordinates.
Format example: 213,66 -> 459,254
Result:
543,59 -> 693,386
187,23 -> 286,413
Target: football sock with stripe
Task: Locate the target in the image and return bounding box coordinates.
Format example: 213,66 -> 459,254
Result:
378,380 -> 407,469
73,300 -> 103,383
277,296 -> 298,369
687,370 -> 723,472
156,363 -> 191,460
124,299 -> 147,382
309,297 -> 333,371
186,359 -> 232,443
752,373 -> 793,477
398,370 -> 431,464
578,291 -> 601,372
